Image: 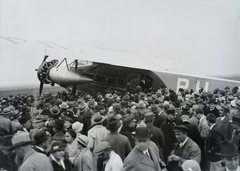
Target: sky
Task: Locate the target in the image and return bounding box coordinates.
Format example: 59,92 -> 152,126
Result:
0,0 -> 240,88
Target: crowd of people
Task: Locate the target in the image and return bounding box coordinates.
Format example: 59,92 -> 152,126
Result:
0,85 -> 240,171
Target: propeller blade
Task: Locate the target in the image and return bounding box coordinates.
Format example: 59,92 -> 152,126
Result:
39,82 -> 44,96
42,55 -> 49,64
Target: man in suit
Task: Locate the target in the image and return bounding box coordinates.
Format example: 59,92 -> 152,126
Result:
216,104 -> 233,141
33,131 -> 51,155
122,127 -> 166,171
168,125 -> 201,171
194,106 -> 210,141
216,141 -> 240,171
49,141 -> 73,171
206,113 -> 223,171
144,112 -> 165,160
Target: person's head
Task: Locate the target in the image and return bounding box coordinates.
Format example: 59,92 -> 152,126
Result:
173,125 -> 188,143
65,129 -> 76,143
76,135 -> 89,150
9,131 -> 33,159
32,115 -> 45,129
123,115 -> 136,128
144,112 -> 154,124
216,141 -> 239,171
206,113 -> 216,126
94,141 -> 112,160
181,160 -> 201,171
50,141 -> 65,161
63,117 -> 73,130
208,98 -> 217,109
219,104 -> 230,117
194,106 -> 204,120
134,127 -> 151,152
34,131 -> 51,149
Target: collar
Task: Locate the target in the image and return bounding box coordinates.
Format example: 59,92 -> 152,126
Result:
199,116 -> 205,122
226,166 -> 240,171
142,148 -> 150,157
221,116 -> 226,121
210,123 -> 216,130
35,146 -> 44,152
179,137 -> 188,148
50,154 -> 65,170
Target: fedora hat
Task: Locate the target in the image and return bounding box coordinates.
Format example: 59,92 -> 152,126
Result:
0,108 -> 11,115
50,141 -> 66,153
0,135 -> 13,149
151,105 -> 160,113
76,135 -> 89,147
91,114 -> 105,125
34,131 -> 48,145
219,104 -> 230,113
78,101 -> 88,113
133,127 -> 152,140
144,112 -> 155,123
235,100 -> 240,109
10,110 -> 22,120
72,121 -> 83,133
32,115 -> 46,123
208,98 -> 218,104
9,131 -> 33,150
50,106 -> 60,118
216,141 -> 239,157
59,102 -> 69,109
106,118 -> 121,132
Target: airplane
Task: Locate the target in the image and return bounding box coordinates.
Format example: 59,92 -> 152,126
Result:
1,36 -> 240,96
37,54 -> 240,96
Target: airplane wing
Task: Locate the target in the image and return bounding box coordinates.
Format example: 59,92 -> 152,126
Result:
0,36 -> 185,71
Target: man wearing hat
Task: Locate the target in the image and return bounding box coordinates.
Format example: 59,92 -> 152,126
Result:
206,113 -> 223,171
30,115 -> 46,141
103,117 -> 132,161
120,114 -> 136,148
10,110 -> 23,132
144,112 -> 165,161
87,114 -> 109,151
94,141 -> 123,171
122,127 -> 166,171
168,125 -> 201,171
73,135 -> 96,171
216,141 -> 240,171
49,141 -> 73,171
9,131 -> 53,171
0,135 -> 17,171
151,104 -> 167,129
33,131 -> 51,155
216,104 -> 234,141
208,98 -> 220,118
0,108 -> 13,134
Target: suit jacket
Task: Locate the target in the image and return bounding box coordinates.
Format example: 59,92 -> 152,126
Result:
216,116 -> 233,141
206,124 -> 223,162
197,116 -> 210,140
122,146 -> 163,171
147,123 -> 165,160
171,138 -> 201,164
50,157 -> 73,171
73,148 -> 95,171
103,132 -> 132,161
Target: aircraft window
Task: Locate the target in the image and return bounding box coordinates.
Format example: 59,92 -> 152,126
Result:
96,75 -> 106,83
118,79 -> 127,87
106,77 -> 117,85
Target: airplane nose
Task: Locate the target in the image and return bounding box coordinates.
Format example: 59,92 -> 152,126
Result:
48,67 -> 92,85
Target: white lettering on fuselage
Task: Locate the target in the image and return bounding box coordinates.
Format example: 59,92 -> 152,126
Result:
176,78 -> 209,93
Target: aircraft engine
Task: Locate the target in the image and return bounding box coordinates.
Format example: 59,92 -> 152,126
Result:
37,55 -> 92,96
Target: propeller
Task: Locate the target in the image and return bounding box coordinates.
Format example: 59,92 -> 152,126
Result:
37,55 -> 49,97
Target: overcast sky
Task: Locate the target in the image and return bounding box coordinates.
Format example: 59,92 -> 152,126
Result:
1,0 -> 240,87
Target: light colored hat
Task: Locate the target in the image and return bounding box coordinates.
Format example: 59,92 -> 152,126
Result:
9,131 -> 32,150
72,122 -> 84,133
181,160 -> 201,171
59,102 -> 69,109
76,134 -> 89,147
94,141 -> 111,155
